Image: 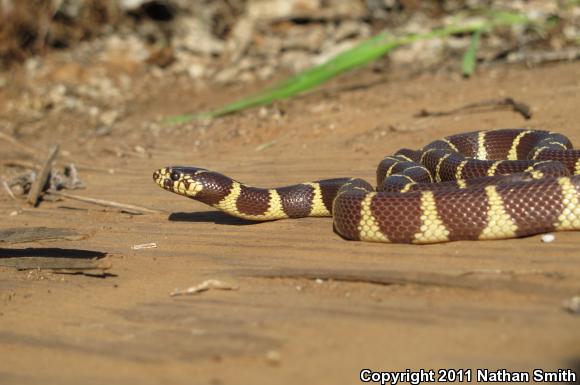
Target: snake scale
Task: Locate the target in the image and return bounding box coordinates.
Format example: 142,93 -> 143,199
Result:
153,128 -> 580,244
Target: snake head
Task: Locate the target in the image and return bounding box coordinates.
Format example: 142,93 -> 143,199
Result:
153,166 -> 235,206
153,166 -> 208,198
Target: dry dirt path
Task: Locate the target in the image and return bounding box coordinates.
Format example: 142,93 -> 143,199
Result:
1,63 -> 580,385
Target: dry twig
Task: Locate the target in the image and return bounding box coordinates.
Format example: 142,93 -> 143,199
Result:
131,242 -> 158,250
170,279 -> 239,296
47,190 -> 163,215
27,144 -> 59,206
1,179 -> 16,200
416,97 -> 531,120
507,47 -> 580,65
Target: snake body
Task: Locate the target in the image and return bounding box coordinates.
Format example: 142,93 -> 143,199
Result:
153,128 -> 580,244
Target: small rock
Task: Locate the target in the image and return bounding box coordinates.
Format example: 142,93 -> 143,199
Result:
248,0 -> 321,20
281,25 -> 326,52
95,126 -> 113,136
563,296 -> 580,314
228,17 -> 255,62
173,17 -> 224,55
334,20 -> 367,42
119,0 -> 150,10
88,106 -> 101,117
214,67 -> 239,84
265,350 -> 282,366
541,233 -> 555,243
257,65 -> 275,80
99,110 -> 121,126
280,50 -> 313,72
187,63 -> 206,79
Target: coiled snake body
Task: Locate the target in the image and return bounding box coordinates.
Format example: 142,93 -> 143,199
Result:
153,128 -> 580,244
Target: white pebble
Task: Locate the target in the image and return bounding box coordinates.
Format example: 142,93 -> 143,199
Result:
541,233 -> 555,243
563,296 -> 580,314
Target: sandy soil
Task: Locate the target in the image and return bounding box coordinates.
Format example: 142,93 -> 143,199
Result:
1,62 -> 580,385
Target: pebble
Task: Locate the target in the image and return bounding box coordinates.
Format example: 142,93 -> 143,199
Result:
541,233 -> 555,243
265,350 -> 282,365
187,63 -> 206,79
99,110 -> 121,126
563,296 -> 580,314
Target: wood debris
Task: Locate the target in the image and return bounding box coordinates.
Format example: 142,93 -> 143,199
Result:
27,144 -> 60,206
416,97 -> 532,120
170,279 -> 239,296
47,191 -> 163,215
507,47 -> 580,65
0,254 -> 111,272
131,242 -> 158,250
0,247 -> 110,275
0,227 -> 86,243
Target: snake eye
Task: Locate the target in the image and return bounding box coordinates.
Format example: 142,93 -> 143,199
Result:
170,171 -> 181,181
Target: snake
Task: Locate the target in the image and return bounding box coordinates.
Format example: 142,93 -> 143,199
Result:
153,128 -> 580,244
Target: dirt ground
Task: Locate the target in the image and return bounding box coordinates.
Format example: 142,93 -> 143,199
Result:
1,61 -> 580,385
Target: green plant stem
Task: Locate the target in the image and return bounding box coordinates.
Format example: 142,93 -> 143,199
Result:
462,28 -> 484,77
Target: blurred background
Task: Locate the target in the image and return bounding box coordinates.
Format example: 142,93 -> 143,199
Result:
0,1 -> 578,146
1,1 -> 578,79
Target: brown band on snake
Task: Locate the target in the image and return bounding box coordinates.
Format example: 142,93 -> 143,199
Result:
197,171 -> 235,206
277,184 -> 315,218
433,188 -> 490,241
372,192 -> 423,243
319,178 -> 351,213
502,180 -> 562,237
237,185 -> 271,216
331,179 -> 373,241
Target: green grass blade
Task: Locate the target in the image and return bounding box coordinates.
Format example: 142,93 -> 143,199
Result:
168,11 -> 531,122
462,28 -> 483,77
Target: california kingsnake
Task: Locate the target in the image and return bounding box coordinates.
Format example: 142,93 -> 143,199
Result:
153,128 -> 580,244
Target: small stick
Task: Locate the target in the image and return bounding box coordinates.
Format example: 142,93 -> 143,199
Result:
47,190 -> 163,215
170,279 -> 239,296
131,242 -> 158,250
416,97 -> 531,120
1,179 -> 16,200
507,47 -> 580,65
27,144 -> 59,206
